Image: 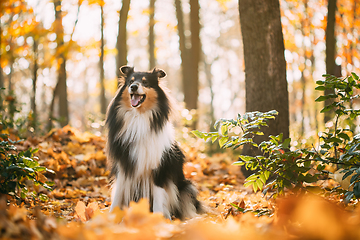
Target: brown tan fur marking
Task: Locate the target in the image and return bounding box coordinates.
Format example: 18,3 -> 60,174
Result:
138,88 -> 158,113
120,90 -> 132,109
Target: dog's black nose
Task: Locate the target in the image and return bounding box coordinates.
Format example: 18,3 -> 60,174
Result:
130,84 -> 138,92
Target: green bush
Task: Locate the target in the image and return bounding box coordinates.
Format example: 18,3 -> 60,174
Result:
0,136 -> 54,200
0,88 -> 30,137
316,73 -> 360,202
193,73 -> 360,202
0,88 -> 54,201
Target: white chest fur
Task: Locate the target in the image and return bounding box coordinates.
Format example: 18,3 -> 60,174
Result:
110,108 -> 175,212
116,108 -> 174,177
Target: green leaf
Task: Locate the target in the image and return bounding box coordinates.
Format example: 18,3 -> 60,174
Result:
350,112 -> 358,120
345,192 -> 354,204
315,95 -> 329,102
23,167 -> 35,173
239,155 -> 255,162
45,181 -> 55,186
221,124 -> 228,136
252,181 -> 258,192
211,134 -> 218,143
31,148 -> 39,154
39,193 -> 49,202
267,110 -> 278,116
243,181 -> 253,188
351,72 -> 359,81
315,86 -> 326,91
34,166 -> 46,172
256,178 -> 264,190
21,191 -> 26,199
219,137 -> 229,148
338,132 -> 350,141
42,183 -> 53,191
191,130 -> 204,139
233,161 -> 245,166
328,137 -> 342,143
264,170 -> 270,180
317,164 -> 325,171
230,203 -> 245,212
254,131 -> 264,135
23,157 -> 38,168
259,173 -> 266,184
282,138 -> 291,149
7,165 -> 23,171
246,174 -> 259,181
320,104 -> 334,113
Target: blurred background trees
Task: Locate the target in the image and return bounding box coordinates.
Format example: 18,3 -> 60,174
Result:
1,0 -> 360,146
116,0 -> 130,78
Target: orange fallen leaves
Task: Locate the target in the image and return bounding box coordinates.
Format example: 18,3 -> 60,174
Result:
74,201 -> 99,222
2,125 -> 360,239
274,195 -> 360,240
0,177 -> 355,239
4,194 -> 360,240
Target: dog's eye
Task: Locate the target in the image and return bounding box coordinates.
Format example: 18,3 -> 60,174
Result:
141,77 -> 148,85
129,79 -> 134,84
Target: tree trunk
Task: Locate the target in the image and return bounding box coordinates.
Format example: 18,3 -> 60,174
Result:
8,54 -> 14,93
175,0 -> 191,104
100,5 -> 107,115
300,0 -> 309,137
203,58 -> 216,132
187,0 -> 200,112
174,0 -> 201,129
149,0 -> 156,69
349,1 -> 356,68
0,67 -> 3,90
0,65 -> 2,109
0,20 -> 3,90
53,0 -> 69,127
31,37 -> 38,129
48,81 -> 59,131
175,0 -> 201,129
324,0 -> 337,123
116,0 -> 130,78
239,0 -> 289,172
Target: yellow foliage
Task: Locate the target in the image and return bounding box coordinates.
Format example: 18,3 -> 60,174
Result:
86,0 -> 105,6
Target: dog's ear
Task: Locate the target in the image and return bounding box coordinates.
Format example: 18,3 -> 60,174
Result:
120,66 -> 134,76
152,68 -> 166,78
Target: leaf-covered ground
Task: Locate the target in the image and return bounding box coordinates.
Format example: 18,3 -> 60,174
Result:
1,126 -> 360,239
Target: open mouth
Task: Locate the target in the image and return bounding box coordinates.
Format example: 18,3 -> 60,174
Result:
130,94 -> 146,107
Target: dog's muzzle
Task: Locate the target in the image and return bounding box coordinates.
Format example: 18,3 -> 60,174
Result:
129,83 -> 146,107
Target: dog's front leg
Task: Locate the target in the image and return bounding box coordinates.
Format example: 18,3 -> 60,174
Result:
152,185 -> 171,219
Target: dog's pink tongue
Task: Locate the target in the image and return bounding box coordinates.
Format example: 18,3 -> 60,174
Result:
131,95 -> 141,107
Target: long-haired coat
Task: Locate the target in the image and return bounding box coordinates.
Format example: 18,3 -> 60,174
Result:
106,66 -> 203,220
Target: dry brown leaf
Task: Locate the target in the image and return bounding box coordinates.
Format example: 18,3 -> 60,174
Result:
74,201 -> 87,222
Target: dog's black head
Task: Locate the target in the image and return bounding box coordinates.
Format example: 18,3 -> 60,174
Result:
119,66 -> 167,111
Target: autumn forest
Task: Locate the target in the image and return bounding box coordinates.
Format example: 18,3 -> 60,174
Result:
1,0 -> 360,239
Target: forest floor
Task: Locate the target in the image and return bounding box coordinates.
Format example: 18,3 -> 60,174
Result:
1,126 -> 360,239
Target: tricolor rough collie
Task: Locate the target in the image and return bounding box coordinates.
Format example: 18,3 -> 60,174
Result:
106,66 -> 203,220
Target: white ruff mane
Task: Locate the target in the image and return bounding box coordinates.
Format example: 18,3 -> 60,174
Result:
116,107 -> 174,176
110,107 -> 176,215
